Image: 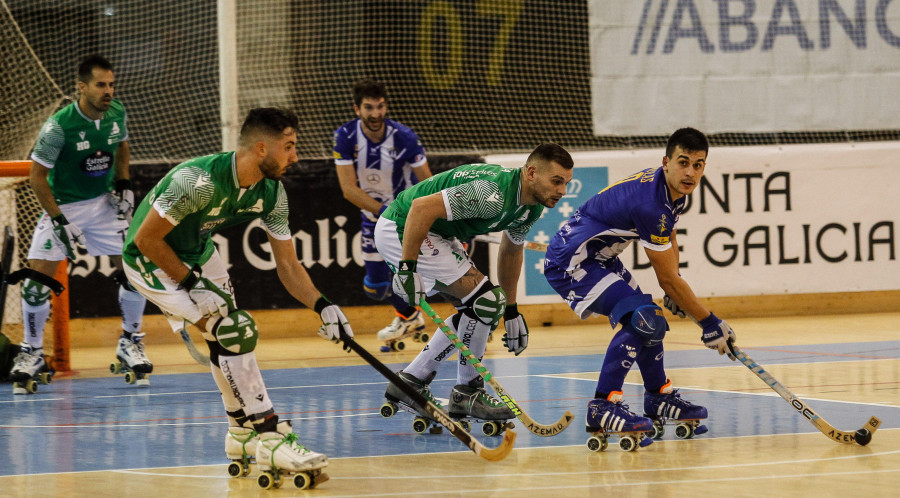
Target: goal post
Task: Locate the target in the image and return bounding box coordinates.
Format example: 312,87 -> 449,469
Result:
0,160 -> 70,372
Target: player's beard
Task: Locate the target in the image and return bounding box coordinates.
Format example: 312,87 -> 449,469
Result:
260,156 -> 287,180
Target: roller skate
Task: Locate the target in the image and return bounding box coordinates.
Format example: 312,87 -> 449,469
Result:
10,345 -> 54,395
380,371 -> 445,434
378,309 -> 427,352
643,381 -> 709,440
225,426 -> 258,478
256,429 -> 329,489
448,377 -> 515,436
585,393 -> 654,452
110,333 -> 153,386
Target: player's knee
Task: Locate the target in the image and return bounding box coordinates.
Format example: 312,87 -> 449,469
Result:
362,276 -> 391,301
21,279 -> 52,306
208,309 -> 259,354
626,304 -> 667,346
462,282 -> 507,328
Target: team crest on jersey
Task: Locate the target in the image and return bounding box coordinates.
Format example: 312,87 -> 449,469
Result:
657,214 -> 668,233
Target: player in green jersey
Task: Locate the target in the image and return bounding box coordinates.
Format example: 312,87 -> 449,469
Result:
122,108 -> 351,484
373,143 -> 574,425
10,54 -> 148,394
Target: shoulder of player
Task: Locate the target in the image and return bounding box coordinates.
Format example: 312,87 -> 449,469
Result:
334,119 -> 358,136
384,118 -> 418,136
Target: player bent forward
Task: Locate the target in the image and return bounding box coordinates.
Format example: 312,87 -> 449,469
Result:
374,144 -> 574,428
543,128 -> 736,442
122,108 -> 353,486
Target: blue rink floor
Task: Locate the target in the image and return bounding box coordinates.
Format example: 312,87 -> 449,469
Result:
1,341 -> 898,476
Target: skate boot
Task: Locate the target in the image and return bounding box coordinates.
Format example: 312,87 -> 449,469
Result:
10,345 -> 54,395
585,392 -> 654,452
256,426 -> 329,490
381,370 -> 445,434
225,427 -> 258,478
110,333 -> 153,386
448,377 -> 516,436
644,380 -> 709,440
377,309 -> 427,352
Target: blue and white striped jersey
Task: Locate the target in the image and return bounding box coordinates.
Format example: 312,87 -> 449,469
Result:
545,166 -> 686,272
333,118 -> 427,218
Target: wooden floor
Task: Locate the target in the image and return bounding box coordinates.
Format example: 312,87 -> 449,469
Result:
1,310 -> 898,496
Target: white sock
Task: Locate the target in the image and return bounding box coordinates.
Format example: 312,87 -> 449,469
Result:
119,285 -> 146,333
21,300 -> 50,350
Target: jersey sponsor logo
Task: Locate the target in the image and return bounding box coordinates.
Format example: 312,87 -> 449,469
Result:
208,198 -> 227,216
111,122 -> 120,136
76,131 -> 90,151
650,234 -> 670,245
81,150 -> 113,177
236,199 -> 264,214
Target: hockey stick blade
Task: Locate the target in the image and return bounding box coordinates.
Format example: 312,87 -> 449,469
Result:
729,341 -> 881,446
472,235 -> 548,252
420,300 -> 575,437
341,335 -> 515,461
0,226 -> 14,329
180,328 -> 210,366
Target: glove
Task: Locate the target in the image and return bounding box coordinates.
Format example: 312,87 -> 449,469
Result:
501,304 -> 529,355
663,294 -> 686,318
50,214 -> 85,260
315,296 -> 353,351
699,312 -> 737,361
109,179 -> 135,222
392,259 -> 425,307
178,264 -> 234,319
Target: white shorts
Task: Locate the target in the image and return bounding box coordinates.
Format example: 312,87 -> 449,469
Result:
27,194 -> 128,260
124,249 -> 234,334
373,217 -> 472,292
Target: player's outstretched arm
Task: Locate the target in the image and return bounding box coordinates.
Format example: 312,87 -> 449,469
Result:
335,163 -> 384,215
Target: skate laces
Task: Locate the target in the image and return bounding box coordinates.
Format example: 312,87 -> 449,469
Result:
476,389 -> 505,408
280,432 -> 314,455
656,388 -> 693,408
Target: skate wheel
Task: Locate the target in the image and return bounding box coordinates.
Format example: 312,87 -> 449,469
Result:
458,420 -> 471,432
25,379 -> 38,394
294,472 -> 311,489
124,371 -> 136,384
586,435 -> 608,452
380,402 -> 397,418
619,435 -> 638,452
482,421 -> 500,437
393,341 -> 406,351
38,372 -> 52,385
412,417 -> 429,434
650,421 -> 665,440
12,382 -> 27,395
227,461 -> 245,478
109,362 -> 121,374
675,423 -> 694,439
257,471 -> 275,489
694,424 -> 708,435
380,345 -> 390,352
418,332 -> 429,343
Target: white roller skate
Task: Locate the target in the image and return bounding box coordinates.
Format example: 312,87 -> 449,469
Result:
448,378 -> 516,436
644,381 -> 709,440
10,345 -> 54,395
585,392 -> 654,452
255,429 -> 329,490
377,309 -> 427,352
110,333 -> 153,386
225,427 -> 258,478
381,370 -> 446,434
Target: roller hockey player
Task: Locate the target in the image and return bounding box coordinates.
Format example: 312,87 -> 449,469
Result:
543,128 -> 734,450
373,143 -> 575,434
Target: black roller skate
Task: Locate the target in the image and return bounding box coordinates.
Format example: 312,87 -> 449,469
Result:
381,370 -> 445,434
448,377 -> 515,436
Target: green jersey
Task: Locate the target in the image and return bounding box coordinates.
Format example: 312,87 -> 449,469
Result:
383,163 -> 543,243
30,100 -> 127,205
122,152 -> 291,278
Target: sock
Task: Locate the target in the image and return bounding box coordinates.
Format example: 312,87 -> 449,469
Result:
636,342 -> 667,393
119,285 -> 147,333
595,328 -> 644,396
21,300 -> 50,350
387,293 -> 416,318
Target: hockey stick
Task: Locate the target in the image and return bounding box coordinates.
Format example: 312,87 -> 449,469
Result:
419,299 -> 575,437
0,226 -> 14,328
727,341 -> 881,446
340,335 -> 515,461
472,234 -> 548,252
179,328 -> 210,366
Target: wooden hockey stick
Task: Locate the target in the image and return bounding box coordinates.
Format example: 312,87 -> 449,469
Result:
340,334 -> 515,461
728,341 -> 881,446
179,328 -> 210,366
0,226 -> 14,328
419,299 -> 575,437
472,234 -> 548,252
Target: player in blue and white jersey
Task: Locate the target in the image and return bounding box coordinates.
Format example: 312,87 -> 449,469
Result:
333,80 -> 432,346
544,128 -> 737,438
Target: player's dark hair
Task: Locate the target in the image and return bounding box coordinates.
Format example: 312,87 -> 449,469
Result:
666,127 -> 708,157
526,143 -> 574,170
353,79 -> 387,107
77,54 -> 113,83
240,107 -> 299,142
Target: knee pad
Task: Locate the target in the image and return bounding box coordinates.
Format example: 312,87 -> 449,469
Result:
627,304 -> 667,346
208,309 -> 259,354
362,275 -> 392,301
21,278 -> 52,306
463,282 -> 507,328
